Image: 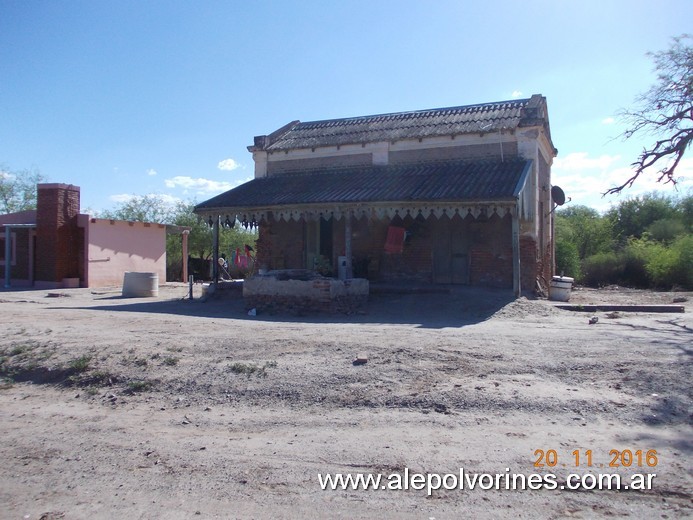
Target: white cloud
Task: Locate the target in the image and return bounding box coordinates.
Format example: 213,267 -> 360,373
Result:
155,193 -> 181,204
109,193 -> 136,203
606,158 -> 693,194
601,117 -> 615,125
552,152 -> 693,212
510,90 -> 523,99
217,158 -> 241,171
147,168 -> 157,176
553,152 -> 621,172
164,176 -> 235,193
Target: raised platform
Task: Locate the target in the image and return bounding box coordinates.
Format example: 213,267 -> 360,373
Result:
243,270 -> 368,314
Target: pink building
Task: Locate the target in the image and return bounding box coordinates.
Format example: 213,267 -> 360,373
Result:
1,183 -> 188,289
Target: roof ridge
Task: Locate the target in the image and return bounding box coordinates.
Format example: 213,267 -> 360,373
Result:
295,98 -> 531,128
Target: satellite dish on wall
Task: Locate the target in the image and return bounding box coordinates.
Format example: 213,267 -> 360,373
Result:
551,185 -> 566,206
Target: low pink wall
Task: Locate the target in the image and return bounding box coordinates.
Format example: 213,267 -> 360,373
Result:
85,218 -> 166,288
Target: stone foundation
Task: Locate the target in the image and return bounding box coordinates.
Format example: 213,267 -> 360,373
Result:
243,269 -> 369,314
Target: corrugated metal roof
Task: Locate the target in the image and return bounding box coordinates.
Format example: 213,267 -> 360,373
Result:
195,159 -> 531,213
259,99 -> 533,151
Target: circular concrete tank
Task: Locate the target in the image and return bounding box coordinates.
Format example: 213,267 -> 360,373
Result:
122,272 -> 159,297
549,276 -> 574,302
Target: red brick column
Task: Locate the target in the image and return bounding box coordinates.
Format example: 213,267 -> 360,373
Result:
520,235 -> 538,293
254,219 -> 273,270
35,184 -> 81,284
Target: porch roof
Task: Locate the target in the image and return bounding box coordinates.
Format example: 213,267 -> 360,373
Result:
195,159 -> 531,216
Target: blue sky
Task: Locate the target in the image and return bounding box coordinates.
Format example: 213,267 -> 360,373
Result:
1,0 -> 691,214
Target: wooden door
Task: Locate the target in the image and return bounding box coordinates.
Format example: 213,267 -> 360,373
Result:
432,218 -> 470,284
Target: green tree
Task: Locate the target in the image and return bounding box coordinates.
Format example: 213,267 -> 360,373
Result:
0,164 -> 45,213
646,218 -> 686,242
555,205 -> 613,259
557,193 -> 692,289
606,193 -> 676,240
677,193 -> 693,230
554,239 -> 581,279
608,34 -> 692,194
100,194 -> 175,223
168,201 -> 255,260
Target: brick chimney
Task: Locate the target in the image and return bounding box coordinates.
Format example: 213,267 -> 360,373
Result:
35,184 -> 81,284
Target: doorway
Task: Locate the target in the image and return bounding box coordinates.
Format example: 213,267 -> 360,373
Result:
432,218 -> 470,284
305,218 -> 333,270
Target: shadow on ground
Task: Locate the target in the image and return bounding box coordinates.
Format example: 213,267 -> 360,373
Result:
50,284 -> 517,329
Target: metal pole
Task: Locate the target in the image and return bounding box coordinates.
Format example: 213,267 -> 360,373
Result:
212,216 -> 219,284
188,274 -> 194,300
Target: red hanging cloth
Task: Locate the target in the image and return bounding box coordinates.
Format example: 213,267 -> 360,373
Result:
384,226 -> 406,254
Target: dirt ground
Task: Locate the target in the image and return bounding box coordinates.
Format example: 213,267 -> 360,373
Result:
0,283 -> 691,519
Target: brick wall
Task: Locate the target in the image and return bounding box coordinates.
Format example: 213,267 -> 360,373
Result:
468,215 -> 513,288
244,276 -> 368,314
35,184 -> 81,283
267,153 -> 372,176
537,153 -> 554,282
376,215 -> 433,283
256,211 -> 523,289
265,141 -> 521,175
389,142 -> 518,165
520,235 -> 538,292
258,217 -> 305,270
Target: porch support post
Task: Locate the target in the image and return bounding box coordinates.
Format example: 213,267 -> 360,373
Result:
4,226 -> 10,288
344,210 -> 353,279
212,216 -> 219,284
28,229 -> 34,286
512,205 -> 521,297
181,230 -> 190,282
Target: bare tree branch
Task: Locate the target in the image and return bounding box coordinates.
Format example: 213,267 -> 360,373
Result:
605,34 -> 693,195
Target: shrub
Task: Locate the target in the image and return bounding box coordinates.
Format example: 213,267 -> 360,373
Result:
581,252 -> 623,287
69,355 -> 92,373
228,361 -> 277,378
127,380 -> 153,393
646,235 -> 693,288
620,239 -> 659,287
674,235 -> 693,288
555,239 -> 581,279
